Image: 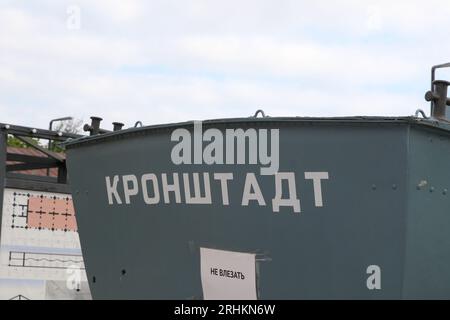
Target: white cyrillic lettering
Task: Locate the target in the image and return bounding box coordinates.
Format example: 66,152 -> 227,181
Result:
272,172 -> 301,213
122,175 -> 138,204
213,173 -> 233,205
161,173 -> 181,203
242,173 -> 266,206
183,172 -> 212,204
141,174 -> 160,205
304,172 -> 329,207
105,176 -> 122,205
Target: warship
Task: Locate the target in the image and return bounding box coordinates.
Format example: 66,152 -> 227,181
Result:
65,63 -> 450,299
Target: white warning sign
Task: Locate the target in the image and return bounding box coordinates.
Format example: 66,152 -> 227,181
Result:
200,247 -> 257,300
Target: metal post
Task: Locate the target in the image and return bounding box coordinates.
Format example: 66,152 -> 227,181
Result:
0,130 -> 7,244
425,80 -> 450,121
47,116 -> 73,175
112,122 -> 124,131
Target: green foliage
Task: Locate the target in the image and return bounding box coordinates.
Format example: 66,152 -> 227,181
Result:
6,119 -> 83,153
7,135 -> 41,148
49,143 -> 64,153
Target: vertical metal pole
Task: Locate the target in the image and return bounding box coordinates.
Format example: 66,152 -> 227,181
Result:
47,120 -> 54,176
0,130 -> 7,244
57,164 -> 68,184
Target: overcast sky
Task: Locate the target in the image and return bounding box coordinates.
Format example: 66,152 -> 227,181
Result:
1,1 -> 450,130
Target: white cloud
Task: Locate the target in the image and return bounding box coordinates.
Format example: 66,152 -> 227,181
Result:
0,1 -> 448,130
89,0 -> 142,22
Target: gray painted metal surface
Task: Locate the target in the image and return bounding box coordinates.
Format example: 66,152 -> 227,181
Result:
65,116 -> 450,299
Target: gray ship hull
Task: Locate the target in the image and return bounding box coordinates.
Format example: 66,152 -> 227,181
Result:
65,117 -> 450,299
